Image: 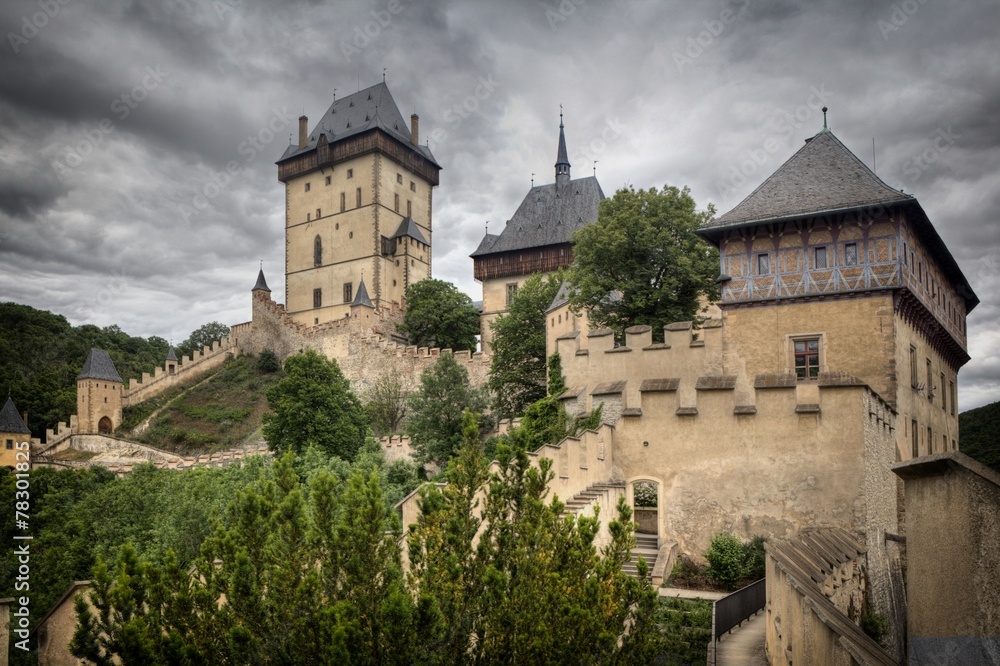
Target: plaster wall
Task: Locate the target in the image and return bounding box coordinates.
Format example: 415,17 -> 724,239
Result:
75,378 -> 122,434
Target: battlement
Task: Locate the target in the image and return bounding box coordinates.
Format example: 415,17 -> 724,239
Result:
377,434 -> 415,464
122,336 -> 235,408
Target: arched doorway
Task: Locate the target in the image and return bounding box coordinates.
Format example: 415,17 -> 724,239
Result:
632,480 -> 659,535
98,416 -> 113,435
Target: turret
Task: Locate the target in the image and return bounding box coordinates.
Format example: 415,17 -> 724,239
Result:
555,110 -> 571,186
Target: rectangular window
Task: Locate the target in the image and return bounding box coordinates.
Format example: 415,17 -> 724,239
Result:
325,175 -> 331,186
394,193 -> 399,213
950,380 -> 956,417
313,288 -> 322,309
5,439 -> 12,450
927,426 -> 933,453
410,181 -> 416,192
926,359 -> 933,401
940,372 -> 946,410
911,420 -> 919,458
397,173 -> 402,184
340,192 -> 346,212
814,246 -> 827,269
305,182 -> 311,192
844,243 -> 858,266
756,253 -> 770,275
407,200 -> 412,217
356,188 -> 362,208
506,282 -> 518,306
316,208 -> 321,218
343,283 -> 353,303
909,345 -> 918,388
347,169 -> 353,179
793,338 -> 821,381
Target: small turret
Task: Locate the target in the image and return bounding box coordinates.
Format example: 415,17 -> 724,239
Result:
166,347 -> 178,375
253,267 -> 271,293
555,109 -> 571,186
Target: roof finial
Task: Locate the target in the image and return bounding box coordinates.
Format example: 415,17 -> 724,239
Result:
333,88 -> 336,102
593,160 -> 598,177
531,172 -> 535,187
822,106 -> 829,131
485,220 -> 489,234
559,103 -> 564,128
383,67 -> 386,83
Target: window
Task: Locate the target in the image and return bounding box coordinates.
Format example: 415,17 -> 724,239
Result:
756,253 -> 770,275
794,338 -> 821,380
305,182 -> 311,192
950,380 -> 956,417
340,192 -> 346,212
313,288 -> 322,308
844,243 -> 858,266
316,208 -> 321,218
307,213 -> 311,222
314,235 -> 322,267
396,173 -> 402,184
343,283 -> 353,303
410,181 -> 416,192
325,175 -> 331,186
926,359 -> 933,401
909,345 -> 919,388
407,200 -> 412,217
356,188 -> 362,208
5,439 -> 11,450
814,246 -> 827,269
911,419 -> 919,457
394,193 -> 399,213
927,426 -> 933,453
347,169 -> 353,179
940,372 -> 946,410
506,283 -> 518,305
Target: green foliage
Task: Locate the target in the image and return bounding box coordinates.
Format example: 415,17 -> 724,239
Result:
263,350 -> 368,461
705,533 -> 748,591
487,273 -> 563,419
744,534 -> 767,581
633,481 -> 657,508
256,348 -> 280,373
654,597 -> 713,665
396,279 -> 480,352
363,372 -> 408,437
861,611 -> 889,647
567,185 -> 720,340
405,354 -> 487,467
174,321 -> 230,360
0,302 -> 171,439
959,400 -> 1000,472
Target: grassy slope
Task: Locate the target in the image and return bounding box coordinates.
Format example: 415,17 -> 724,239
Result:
130,355 -> 282,454
959,400 -> 1000,472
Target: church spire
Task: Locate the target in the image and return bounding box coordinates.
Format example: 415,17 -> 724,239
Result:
555,107 -> 570,186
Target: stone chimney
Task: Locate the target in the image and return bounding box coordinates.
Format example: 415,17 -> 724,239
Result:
410,113 -> 419,146
298,115 -> 308,148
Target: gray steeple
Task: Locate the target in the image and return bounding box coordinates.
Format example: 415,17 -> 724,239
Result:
0,397 -> 30,434
77,348 -> 123,383
351,278 -> 374,309
253,268 -> 271,292
555,111 -> 570,186
166,347 -> 178,362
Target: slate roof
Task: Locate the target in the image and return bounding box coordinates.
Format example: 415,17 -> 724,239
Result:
391,217 -> 428,245
0,397 -> 30,434
702,130 -> 911,233
351,279 -> 373,308
546,281 -> 573,313
555,122 -> 570,171
470,176 -> 604,257
253,268 -> 271,292
76,348 -> 123,383
277,82 -> 439,167
166,347 -> 178,362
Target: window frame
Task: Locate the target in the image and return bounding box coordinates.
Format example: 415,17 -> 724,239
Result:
791,335 -> 822,381
343,282 -> 353,304
505,282 -> 518,306
313,288 -> 322,309
814,246 -> 828,269
756,252 -> 770,275
844,242 -> 859,266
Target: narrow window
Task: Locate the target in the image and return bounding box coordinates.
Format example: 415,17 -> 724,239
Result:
909,346 -> 918,388
794,338 -> 821,381
396,173 -> 403,184
356,188 -> 362,208
844,243 -> 858,266
926,359 -> 933,401
814,246 -> 827,269
394,193 -> 400,213
307,213 -> 311,222
950,380 -> 956,417
756,253 -> 770,275
5,439 -> 12,450
313,288 -> 322,308
407,200 -> 412,217
927,426 -> 933,452
940,372 -> 946,410
911,419 -> 919,457
410,181 -> 416,192
325,175 -> 332,186
305,182 -> 311,192
347,169 -> 353,179
314,235 -> 322,267
316,208 -> 321,218
506,282 -> 518,306
340,192 -> 346,212
343,283 -> 353,303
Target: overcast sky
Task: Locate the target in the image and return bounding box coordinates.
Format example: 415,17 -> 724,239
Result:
0,0 -> 997,410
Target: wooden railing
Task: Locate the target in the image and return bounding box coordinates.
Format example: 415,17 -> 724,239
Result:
708,577 -> 765,665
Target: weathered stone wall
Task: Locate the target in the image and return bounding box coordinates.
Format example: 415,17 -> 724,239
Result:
35,582 -> 93,666
379,434 -> 416,464
122,337 -> 236,408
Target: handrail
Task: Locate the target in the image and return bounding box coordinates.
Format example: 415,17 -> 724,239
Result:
708,577 -> 766,665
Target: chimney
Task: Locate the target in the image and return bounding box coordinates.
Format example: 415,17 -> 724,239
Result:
298,115 -> 308,148
410,113 -> 419,146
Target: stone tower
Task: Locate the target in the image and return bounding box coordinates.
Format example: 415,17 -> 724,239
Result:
276,83 -> 441,325
76,348 -> 123,435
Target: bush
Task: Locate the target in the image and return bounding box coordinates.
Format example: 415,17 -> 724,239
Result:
705,533 -> 747,590
633,481 -> 657,508
744,534 -> 767,581
257,349 -> 280,373
861,611 -> 889,647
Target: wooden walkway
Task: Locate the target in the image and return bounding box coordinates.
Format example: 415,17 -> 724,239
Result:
715,610 -> 767,665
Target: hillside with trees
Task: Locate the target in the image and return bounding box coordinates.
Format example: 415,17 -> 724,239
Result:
960,400 -> 1000,472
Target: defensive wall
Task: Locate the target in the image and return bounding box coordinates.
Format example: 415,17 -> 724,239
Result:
122,337 -> 237,408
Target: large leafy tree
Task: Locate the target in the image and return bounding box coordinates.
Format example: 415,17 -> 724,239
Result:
568,185 -> 720,340
405,354 -> 487,467
263,350 -> 368,460
175,321 -> 230,359
397,279 -> 480,352
487,273 -> 563,420
363,372 -> 408,437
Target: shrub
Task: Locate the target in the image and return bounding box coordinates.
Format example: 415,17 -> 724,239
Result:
633,481 -> 658,508
705,533 -> 748,591
257,349 -> 280,373
861,611 -> 889,647
743,534 -> 767,581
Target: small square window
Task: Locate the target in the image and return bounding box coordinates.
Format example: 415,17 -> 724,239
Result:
814,246 -> 827,269
347,169 -> 353,179
793,338 -> 820,380
5,439 -> 12,450
305,182 -> 311,192
756,253 -> 770,275
397,173 -> 402,184
325,175 -> 332,186
845,243 -> 858,266
313,288 -> 322,308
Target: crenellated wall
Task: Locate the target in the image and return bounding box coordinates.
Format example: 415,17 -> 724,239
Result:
122,337 -> 236,408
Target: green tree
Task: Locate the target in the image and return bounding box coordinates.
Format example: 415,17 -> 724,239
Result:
568,185 -> 720,340
405,354 -> 487,467
263,350 -> 368,460
175,321 -> 230,359
959,400 -> 1000,472
396,279 -> 480,352
363,372 -> 408,437
487,273 -> 562,419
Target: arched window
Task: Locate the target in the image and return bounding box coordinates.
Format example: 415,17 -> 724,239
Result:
98,416 -> 113,435
314,235 -> 322,267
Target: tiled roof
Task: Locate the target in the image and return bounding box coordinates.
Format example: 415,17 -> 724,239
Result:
166,347 -> 178,362
470,176 -> 604,257
391,217 -> 428,245
253,268 -> 270,292
278,82 -> 439,167
703,130 -> 911,232
76,348 -> 123,383
351,279 -> 373,308
0,397 -> 30,434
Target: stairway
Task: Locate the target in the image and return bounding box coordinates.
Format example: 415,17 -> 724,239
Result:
623,532 -> 659,581
560,482 -> 626,518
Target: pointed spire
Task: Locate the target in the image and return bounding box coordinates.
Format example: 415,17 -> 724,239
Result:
166,347 -> 178,362
253,267 -> 271,292
351,278 -> 374,309
77,348 -> 123,383
555,106 -> 570,185
0,396 -> 30,434
820,106 -> 829,133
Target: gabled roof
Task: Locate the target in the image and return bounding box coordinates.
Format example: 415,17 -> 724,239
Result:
253,268 -> 270,292
391,217 -> 428,245
546,281 -> 573,313
0,397 -> 30,434
471,233 -> 499,256
703,130 -> 911,233
77,348 -> 123,383
470,176 -> 604,257
277,82 -> 439,167
351,279 -> 373,308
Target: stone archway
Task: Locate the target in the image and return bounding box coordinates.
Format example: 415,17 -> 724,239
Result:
631,480 -> 659,535
98,416 -> 113,435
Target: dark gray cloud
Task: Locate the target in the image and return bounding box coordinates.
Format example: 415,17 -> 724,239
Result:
0,0 -> 996,410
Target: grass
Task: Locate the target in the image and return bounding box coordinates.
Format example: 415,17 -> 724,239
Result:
654,597 -> 713,665
131,355 -> 283,454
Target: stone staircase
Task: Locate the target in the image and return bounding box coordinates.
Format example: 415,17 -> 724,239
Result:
623,532 -> 660,581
